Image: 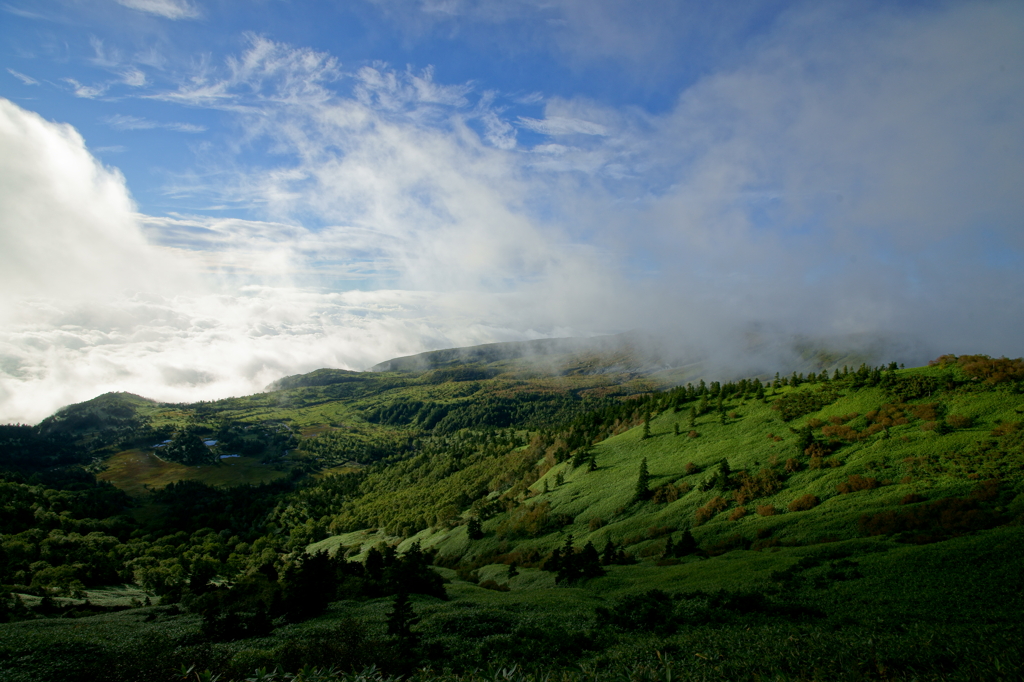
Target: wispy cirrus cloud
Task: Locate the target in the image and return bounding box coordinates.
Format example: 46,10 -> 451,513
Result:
104,113 -> 205,133
114,0 -> 199,20
6,68 -> 38,85
63,77 -> 108,99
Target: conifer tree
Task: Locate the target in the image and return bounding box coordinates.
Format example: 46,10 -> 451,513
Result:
579,541 -> 604,580
674,423 -> 680,436
545,547 -> 562,574
633,457 -> 651,503
387,590 -> 420,653
642,410 -> 652,439
674,529 -> 698,557
467,517 -> 483,540
601,540 -> 617,566
688,406 -> 697,427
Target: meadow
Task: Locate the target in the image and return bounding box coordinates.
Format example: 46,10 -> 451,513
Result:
1,352 -> 1022,680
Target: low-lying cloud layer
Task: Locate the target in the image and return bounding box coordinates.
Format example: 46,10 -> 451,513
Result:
1,2 -> 1022,423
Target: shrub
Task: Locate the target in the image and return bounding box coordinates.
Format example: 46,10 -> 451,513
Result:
478,579 -> 510,592
688,430 -> 699,438
756,504 -> 777,516
694,496 -> 729,526
859,481 -> 1004,541
684,462 -> 700,475
788,495 -> 819,512
705,533 -> 751,555
784,458 -> 801,473
652,482 -> 690,504
911,403 -> 942,421
836,475 -> 879,494
900,493 -> 926,505
731,469 -> 783,505
728,507 -> 747,521
588,517 -> 605,532
946,414 -> 972,429
821,424 -> 861,441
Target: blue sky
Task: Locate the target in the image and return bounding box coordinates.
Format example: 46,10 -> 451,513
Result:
1,0 -> 1023,422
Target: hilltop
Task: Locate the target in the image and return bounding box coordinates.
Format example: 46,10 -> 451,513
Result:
1,350 -> 1022,681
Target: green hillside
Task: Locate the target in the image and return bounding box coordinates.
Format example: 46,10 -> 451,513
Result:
1,353 -> 1023,681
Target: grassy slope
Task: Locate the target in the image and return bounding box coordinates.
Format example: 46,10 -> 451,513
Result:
5,364 -> 1024,680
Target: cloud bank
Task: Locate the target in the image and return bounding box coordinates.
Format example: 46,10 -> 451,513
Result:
2,2 -> 1023,423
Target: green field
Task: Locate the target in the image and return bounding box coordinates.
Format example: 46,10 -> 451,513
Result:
2,352 -> 1023,680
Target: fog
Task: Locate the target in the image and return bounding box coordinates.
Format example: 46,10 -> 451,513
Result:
1,2 -> 1022,423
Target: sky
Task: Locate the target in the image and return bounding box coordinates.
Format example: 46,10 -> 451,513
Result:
1,0 -> 1023,423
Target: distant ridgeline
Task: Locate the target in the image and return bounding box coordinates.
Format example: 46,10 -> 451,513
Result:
0,350 -> 1022,681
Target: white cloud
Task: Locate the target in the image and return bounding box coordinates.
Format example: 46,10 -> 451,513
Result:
4,2 -> 1024,423
517,115 -> 607,136
121,67 -> 147,87
63,77 -> 108,98
114,0 -> 199,20
104,114 -> 205,132
0,287 -> 602,423
0,98 -> 194,307
6,68 -> 38,85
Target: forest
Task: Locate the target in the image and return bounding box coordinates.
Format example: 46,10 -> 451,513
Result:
1,350 -> 1023,681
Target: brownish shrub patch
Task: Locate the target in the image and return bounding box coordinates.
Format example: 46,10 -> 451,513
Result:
788,494 -> 820,512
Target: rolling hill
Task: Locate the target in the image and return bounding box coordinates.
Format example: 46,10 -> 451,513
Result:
1,349 -> 1022,681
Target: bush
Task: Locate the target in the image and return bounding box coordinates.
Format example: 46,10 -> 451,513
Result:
788,495 -> 819,512
947,414 -> 972,429
756,504 -> 777,516
836,474 -> 880,494
728,507 -> 747,521
652,482 -> 690,504
694,496 -> 729,526
784,458 -> 801,473
731,469 -> 782,505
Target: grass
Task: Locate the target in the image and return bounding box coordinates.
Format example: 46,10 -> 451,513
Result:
98,449 -> 286,495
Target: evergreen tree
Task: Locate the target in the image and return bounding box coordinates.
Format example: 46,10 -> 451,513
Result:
642,410 -> 652,439
280,550 -> 334,623
507,562 -> 519,579
688,406 -> 697,428
578,541 -> 604,580
588,456 -> 598,472
714,459 -> 731,489
674,529 -> 698,557
796,426 -> 814,456
601,540 -> 617,566
467,517 -> 483,540
633,457 -> 651,503
555,535 -> 579,584
674,423 -> 680,436
545,547 -> 563,574
386,590 -> 420,654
